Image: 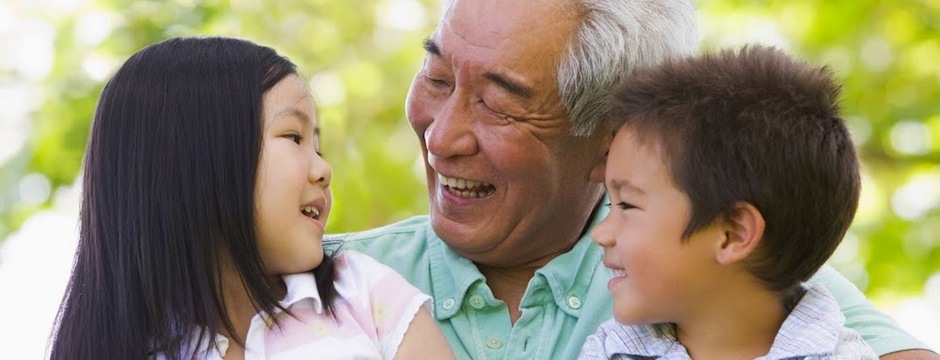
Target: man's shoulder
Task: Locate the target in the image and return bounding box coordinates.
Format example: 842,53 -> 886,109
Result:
326,216 -> 437,292
330,215 -> 430,242
325,215 -> 433,258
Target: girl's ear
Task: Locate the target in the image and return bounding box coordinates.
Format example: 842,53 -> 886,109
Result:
715,202 -> 765,265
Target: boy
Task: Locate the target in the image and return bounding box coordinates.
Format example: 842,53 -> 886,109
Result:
580,45 -> 877,359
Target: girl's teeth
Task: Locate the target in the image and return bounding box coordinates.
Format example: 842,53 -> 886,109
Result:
301,206 -> 320,218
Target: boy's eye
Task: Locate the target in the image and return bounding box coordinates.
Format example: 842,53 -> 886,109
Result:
617,202 -> 636,210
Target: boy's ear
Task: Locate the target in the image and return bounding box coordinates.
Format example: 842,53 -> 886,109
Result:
715,202 -> 765,265
589,129 -> 614,183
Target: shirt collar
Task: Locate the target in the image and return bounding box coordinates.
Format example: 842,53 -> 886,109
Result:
602,322 -> 683,357
604,284 -> 846,359
427,227 -> 487,320
536,198 -> 608,317
426,198 -> 609,320
278,272 -> 325,314
160,273 -> 323,359
764,283 -> 844,358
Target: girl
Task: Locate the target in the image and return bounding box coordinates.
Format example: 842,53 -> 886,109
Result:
49,37 -> 453,360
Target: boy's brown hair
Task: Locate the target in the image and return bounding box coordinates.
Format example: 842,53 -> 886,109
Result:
608,45 -> 860,292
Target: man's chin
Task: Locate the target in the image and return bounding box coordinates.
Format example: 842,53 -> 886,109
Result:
430,214 -> 495,252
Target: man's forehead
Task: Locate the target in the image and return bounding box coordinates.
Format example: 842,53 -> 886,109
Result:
444,0 -> 571,39
432,0 -> 576,93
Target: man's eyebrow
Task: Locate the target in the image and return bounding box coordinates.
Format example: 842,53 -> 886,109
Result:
423,38 -> 441,57
483,72 -> 533,99
423,38 -> 532,99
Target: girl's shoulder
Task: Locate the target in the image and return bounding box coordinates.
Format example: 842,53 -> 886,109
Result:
332,249 -> 384,268
331,250 -> 417,296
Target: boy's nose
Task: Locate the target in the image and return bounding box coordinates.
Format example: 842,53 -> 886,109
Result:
591,215 -> 615,247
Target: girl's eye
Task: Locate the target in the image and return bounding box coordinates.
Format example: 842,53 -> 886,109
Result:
285,134 -> 302,144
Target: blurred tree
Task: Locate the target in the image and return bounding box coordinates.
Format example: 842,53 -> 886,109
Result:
0,0 -> 937,299
697,0 -> 940,299
1,0 -> 438,241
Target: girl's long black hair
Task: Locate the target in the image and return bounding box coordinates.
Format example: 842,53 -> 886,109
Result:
49,37 -> 337,360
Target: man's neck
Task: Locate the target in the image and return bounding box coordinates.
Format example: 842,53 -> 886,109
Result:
675,284 -> 788,360
476,244 -> 572,324
476,264 -> 536,323
473,193 -> 604,324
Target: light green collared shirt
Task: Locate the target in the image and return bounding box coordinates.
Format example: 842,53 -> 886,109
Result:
332,203 -> 930,359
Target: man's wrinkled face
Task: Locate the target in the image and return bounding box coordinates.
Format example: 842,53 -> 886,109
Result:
404,0 -> 607,266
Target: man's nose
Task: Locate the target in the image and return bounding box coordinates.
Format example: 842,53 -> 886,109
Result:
425,93 -> 478,159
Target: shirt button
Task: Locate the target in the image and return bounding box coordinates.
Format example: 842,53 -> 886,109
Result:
442,298 -> 456,310
567,295 -> 582,309
486,337 -> 503,349
469,295 -> 485,309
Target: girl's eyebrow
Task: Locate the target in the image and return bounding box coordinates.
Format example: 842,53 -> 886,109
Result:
275,107 -> 312,124
274,106 -> 321,133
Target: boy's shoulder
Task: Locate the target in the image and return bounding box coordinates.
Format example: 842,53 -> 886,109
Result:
580,321 -> 680,359
767,284 -> 877,359
580,285 -> 878,360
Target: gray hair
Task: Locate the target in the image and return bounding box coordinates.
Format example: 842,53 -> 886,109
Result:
435,0 -> 698,137
561,0 -> 699,136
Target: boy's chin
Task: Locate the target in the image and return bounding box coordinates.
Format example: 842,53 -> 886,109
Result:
612,302 -> 658,326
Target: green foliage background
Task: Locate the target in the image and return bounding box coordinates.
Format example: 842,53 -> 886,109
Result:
1,0 -> 938,301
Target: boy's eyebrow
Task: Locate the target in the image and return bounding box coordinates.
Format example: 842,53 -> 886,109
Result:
608,178 -> 646,197
423,38 -> 532,99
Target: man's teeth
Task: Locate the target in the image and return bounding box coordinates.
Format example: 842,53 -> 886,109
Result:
612,269 -> 627,278
301,206 -> 320,218
438,174 -> 496,198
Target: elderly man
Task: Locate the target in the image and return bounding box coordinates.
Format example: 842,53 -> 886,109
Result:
338,0 -> 935,358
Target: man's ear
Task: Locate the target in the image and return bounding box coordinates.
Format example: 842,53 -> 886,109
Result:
715,202 -> 765,265
589,128 -> 614,183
